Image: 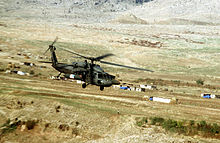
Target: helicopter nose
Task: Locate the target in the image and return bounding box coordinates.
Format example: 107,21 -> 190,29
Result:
112,79 -> 120,85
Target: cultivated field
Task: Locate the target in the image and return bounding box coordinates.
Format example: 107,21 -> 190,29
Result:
0,0 -> 220,142
0,17 -> 220,143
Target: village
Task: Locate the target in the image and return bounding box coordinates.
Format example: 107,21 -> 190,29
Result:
0,0 -> 220,142
2,59 -> 220,105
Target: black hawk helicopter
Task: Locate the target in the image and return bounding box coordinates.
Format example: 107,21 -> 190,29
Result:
41,38 -> 153,91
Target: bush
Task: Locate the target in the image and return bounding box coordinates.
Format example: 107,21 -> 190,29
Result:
26,120 -> 36,130
137,116 -> 220,138
196,79 -> 204,85
30,70 -> 35,75
0,68 -> 5,72
173,80 -> 180,86
162,119 -> 178,132
72,127 -> 79,136
190,120 -> 195,126
211,123 -> 220,134
197,120 -> 207,131
0,119 -> 17,135
150,117 -> 165,125
136,117 -> 148,127
196,121 -> 220,136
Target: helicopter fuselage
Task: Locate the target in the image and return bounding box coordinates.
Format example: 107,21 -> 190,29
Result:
44,38 -> 152,90
52,63 -> 87,74
52,61 -> 120,88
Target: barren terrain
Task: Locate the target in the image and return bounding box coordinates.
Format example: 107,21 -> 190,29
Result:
0,0 -> 220,143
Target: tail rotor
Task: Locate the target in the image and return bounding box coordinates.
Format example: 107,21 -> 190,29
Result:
44,37 -> 58,55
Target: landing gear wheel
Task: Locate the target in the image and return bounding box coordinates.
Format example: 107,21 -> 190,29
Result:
56,72 -> 61,78
100,86 -> 104,91
82,83 -> 86,88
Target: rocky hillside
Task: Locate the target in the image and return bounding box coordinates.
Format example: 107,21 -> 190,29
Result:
0,0 -> 219,24
128,0 -> 220,24
0,0 -> 152,23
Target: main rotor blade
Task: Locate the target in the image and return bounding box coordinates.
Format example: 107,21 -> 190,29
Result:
38,61 -> 53,64
100,61 -> 154,72
58,47 -> 90,60
95,53 -> 114,61
38,61 -> 66,64
51,36 -> 58,46
44,47 -> 51,55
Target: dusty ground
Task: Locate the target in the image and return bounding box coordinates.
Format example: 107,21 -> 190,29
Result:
0,72 -> 220,143
0,18 -> 220,143
0,0 -> 220,142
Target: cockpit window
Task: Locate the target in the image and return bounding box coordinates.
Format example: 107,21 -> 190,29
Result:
98,73 -> 103,78
98,73 -> 112,80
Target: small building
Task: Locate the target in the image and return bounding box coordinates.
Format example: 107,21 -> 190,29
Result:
130,87 -> 136,91
136,88 -> 142,92
112,85 -> 120,88
120,86 -> 128,90
201,93 -> 216,99
149,97 -> 177,104
140,84 -> 157,90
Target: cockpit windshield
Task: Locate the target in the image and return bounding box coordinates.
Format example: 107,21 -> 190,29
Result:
94,65 -> 104,72
98,73 -> 112,80
98,73 -> 103,78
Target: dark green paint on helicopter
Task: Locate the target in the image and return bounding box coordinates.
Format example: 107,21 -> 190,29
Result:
40,37 -> 153,91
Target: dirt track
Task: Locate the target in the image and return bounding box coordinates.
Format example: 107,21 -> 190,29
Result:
0,72 -> 220,142
0,6 -> 220,141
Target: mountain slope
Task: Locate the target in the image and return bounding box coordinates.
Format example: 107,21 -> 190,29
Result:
0,0 -> 220,24
0,0 -> 147,23
128,0 -> 220,24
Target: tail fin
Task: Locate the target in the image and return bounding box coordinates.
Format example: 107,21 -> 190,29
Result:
50,45 -> 58,66
44,37 -> 59,66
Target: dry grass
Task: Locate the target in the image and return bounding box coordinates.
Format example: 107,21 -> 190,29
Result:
0,18 -> 220,142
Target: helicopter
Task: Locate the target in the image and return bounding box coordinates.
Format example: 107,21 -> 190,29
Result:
41,37 -> 154,91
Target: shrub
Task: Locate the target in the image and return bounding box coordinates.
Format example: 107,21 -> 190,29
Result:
196,121 -> 220,137
196,79 -> 204,85
176,121 -> 185,133
30,70 -> 35,75
138,116 -> 220,139
136,117 -> 148,127
26,120 -> 36,130
173,80 -> 180,86
0,119 -> 17,135
150,117 -> 165,125
211,123 -> 220,134
197,120 -> 207,131
190,120 -> 195,126
162,119 -> 178,132
72,127 -> 79,136
0,68 -> 5,72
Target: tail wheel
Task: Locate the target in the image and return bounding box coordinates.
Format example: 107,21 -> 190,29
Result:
82,83 -> 86,88
100,86 -> 104,91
